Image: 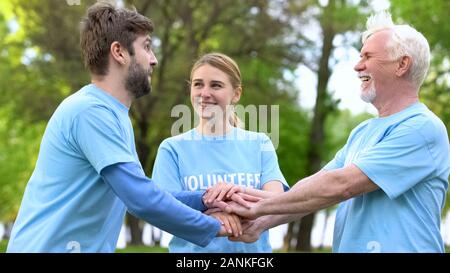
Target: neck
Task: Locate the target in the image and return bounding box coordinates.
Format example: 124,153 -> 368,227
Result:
91,74 -> 133,108
373,82 -> 419,117
196,118 -> 233,136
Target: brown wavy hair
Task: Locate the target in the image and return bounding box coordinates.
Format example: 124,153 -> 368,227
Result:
80,1 -> 153,76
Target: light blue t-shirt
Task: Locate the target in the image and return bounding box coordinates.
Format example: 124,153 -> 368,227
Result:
8,84 -> 136,253
152,127 -> 288,253
7,84 -> 220,252
324,102 -> 450,253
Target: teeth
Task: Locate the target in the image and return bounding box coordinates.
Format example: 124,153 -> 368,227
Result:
359,75 -> 371,82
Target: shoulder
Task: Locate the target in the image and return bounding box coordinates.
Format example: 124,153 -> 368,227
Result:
397,106 -> 448,144
233,128 -> 276,151
349,118 -> 373,136
158,129 -> 196,150
57,85 -> 116,121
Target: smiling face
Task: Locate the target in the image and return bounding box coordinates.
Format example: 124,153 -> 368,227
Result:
190,64 -> 241,121
354,29 -> 399,103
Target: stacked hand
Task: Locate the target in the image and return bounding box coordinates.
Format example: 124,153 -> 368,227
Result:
203,182 -> 274,242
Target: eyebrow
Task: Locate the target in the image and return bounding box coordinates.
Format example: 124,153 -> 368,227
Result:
210,80 -> 224,85
360,51 -> 371,58
143,37 -> 152,45
191,79 -> 225,85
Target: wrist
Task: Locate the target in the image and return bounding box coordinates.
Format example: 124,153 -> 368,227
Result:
201,190 -> 209,210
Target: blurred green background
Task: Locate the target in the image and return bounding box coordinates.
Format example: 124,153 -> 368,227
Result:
0,0 -> 449,252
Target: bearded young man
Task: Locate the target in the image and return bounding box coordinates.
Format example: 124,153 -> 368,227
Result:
7,2 -> 234,253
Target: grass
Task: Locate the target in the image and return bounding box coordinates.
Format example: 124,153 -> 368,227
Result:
0,240 -> 7,253
115,245 -> 168,253
0,240 -> 169,253
1,240 -> 449,253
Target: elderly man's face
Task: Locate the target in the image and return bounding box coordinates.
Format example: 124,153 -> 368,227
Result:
354,30 -> 399,103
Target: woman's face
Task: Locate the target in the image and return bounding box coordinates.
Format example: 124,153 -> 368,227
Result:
190,64 -> 240,121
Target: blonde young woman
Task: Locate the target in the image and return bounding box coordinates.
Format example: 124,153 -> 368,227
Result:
152,53 -> 288,252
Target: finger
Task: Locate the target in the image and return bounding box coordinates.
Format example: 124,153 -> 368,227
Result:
204,208 -> 222,215
231,214 -> 242,236
220,214 -> 233,235
212,200 -> 229,211
238,193 -> 262,202
226,213 -> 240,237
226,185 -> 243,198
217,183 -> 233,201
207,187 -> 221,204
214,214 -> 225,225
230,194 -> 251,209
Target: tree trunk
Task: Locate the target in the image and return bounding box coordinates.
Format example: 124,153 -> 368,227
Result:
296,214 -> 314,251
283,221 -> 295,251
296,0 -> 336,252
126,212 -> 143,246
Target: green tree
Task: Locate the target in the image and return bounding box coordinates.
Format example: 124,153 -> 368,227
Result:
1,0 -> 309,246
281,0 -> 370,251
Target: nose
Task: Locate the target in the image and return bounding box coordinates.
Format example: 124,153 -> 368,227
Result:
200,87 -> 212,98
354,58 -> 364,72
149,50 -> 158,67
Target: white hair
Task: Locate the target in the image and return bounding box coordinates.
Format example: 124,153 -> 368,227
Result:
362,11 -> 430,88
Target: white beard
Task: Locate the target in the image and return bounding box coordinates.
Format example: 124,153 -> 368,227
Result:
360,81 -> 377,103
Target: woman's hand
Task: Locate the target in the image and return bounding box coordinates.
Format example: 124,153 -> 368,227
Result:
209,211 -> 242,237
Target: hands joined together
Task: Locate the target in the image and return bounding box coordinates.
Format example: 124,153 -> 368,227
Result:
202,182 -> 276,243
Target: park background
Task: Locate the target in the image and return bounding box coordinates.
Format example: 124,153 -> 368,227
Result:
0,0 -> 449,252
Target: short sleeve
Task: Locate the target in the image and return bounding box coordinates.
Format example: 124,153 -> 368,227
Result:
323,145 -> 347,171
70,105 -> 135,174
151,141 -> 184,192
259,134 -> 289,190
354,124 -> 437,199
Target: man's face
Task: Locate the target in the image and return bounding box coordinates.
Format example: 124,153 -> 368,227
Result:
125,35 -> 158,98
354,30 -> 398,103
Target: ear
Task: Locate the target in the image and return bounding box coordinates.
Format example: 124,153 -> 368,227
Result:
231,87 -> 242,104
395,55 -> 412,77
110,41 -> 129,66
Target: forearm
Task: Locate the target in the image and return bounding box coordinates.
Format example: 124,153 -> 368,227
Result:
257,213 -> 307,231
101,162 -> 220,246
244,187 -> 278,199
171,190 -> 207,211
255,170 -> 346,216
255,165 -> 377,216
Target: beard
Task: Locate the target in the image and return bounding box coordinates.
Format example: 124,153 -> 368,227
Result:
360,81 -> 377,103
125,58 -> 152,99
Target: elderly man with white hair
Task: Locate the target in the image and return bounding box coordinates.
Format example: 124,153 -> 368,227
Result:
224,11 -> 450,253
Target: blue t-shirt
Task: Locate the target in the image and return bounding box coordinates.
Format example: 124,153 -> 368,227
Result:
324,102 -> 450,253
7,84 -> 219,252
152,127 -> 288,253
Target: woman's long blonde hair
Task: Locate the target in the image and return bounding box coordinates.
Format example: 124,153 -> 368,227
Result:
190,53 -> 243,128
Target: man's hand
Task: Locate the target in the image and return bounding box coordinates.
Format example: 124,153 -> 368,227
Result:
210,211 -> 242,237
